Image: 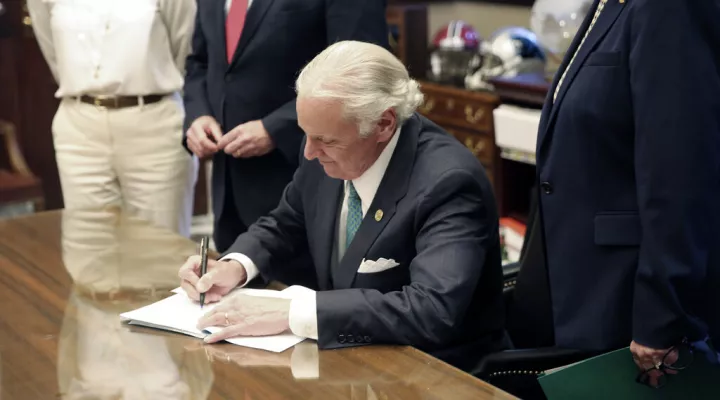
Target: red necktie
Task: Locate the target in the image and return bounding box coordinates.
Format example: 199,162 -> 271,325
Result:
226,0 -> 249,63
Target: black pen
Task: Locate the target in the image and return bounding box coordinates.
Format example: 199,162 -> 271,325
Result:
199,236 -> 209,308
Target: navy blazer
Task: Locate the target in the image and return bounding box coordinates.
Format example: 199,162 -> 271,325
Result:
182,0 -> 389,232
226,114 -> 507,372
537,0 -> 720,351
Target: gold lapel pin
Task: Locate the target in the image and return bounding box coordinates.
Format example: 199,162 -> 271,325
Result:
374,209 -> 384,222
619,0 -> 624,3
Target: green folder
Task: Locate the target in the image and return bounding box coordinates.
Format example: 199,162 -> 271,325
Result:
538,347 -> 720,399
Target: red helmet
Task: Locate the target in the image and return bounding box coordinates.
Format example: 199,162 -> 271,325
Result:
428,21 -> 482,85
432,20 -> 481,50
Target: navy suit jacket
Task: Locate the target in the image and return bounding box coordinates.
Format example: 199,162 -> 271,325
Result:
182,0 -> 389,231
537,0 -> 720,351
226,114 -> 507,372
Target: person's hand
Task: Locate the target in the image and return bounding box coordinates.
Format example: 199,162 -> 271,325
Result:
186,116 -> 223,158
217,120 -> 275,158
178,256 -> 246,304
630,340 -> 678,387
197,293 -> 291,343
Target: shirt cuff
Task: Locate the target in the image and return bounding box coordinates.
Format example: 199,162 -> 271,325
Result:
287,286 -> 319,340
220,253 -> 259,287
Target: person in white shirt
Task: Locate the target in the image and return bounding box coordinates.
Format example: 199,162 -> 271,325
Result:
178,41 -> 507,374
27,0 -> 198,236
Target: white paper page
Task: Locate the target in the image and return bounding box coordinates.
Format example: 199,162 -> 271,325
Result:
170,286 -> 304,299
120,292 -> 209,338
121,288 -> 306,352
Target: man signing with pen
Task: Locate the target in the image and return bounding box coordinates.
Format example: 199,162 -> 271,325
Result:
178,41 -> 508,375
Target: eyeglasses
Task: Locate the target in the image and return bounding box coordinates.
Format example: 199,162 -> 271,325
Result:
636,338 -> 695,388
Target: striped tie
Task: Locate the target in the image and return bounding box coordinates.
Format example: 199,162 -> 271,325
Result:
345,182 -> 362,250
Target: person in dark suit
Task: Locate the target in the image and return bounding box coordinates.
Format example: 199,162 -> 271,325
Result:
178,41 -> 507,373
182,0 -> 390,254
536,0 -> 720,385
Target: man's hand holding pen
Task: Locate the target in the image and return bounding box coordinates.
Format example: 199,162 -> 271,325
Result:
178,255 -> 292,342
178,256 -> 246,304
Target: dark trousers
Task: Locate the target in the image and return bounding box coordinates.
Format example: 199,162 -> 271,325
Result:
213,168 -> 318,289
213,188 -> 247,254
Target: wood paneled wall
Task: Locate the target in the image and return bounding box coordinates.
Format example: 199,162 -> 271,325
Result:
0,0 -> 62,209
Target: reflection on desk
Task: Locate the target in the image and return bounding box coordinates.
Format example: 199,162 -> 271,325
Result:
0,208 -> 517,400
59,291 -> 213,399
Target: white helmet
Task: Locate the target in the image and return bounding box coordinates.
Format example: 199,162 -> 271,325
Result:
465,27 -> 546,91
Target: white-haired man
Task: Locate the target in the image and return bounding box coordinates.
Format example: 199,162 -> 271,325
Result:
178,41 -> 507,373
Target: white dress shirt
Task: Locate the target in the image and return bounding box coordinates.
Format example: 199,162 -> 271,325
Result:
27,0 -> 196,97
224,127 -> 403,340
226,0 -> 254,14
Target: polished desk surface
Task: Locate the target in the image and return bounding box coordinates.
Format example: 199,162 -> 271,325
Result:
0,209 -> 517,400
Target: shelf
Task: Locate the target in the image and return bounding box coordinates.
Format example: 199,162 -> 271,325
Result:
489,73 -> 550,109
500,148 -> 536,165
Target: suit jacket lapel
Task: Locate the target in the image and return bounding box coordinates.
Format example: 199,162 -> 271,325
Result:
333,116 -> 420,289
315,175 -> 342,291
228,0 -> 277,69
216,0 -> 229,68
537,0 -> 624,158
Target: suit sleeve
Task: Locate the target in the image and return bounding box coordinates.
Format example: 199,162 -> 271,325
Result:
261,0 -> 390,166
224,165 -> 309,282
324,0 -> 389,49
630,0 -> 720,348
261,100 -> 302,168
182,1 -> 212,151
316,169 -> 497,350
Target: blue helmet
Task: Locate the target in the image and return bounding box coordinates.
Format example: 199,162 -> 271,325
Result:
465,26 -> 546,90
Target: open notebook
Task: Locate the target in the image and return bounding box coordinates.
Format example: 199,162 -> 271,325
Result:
119,287 -> 306,352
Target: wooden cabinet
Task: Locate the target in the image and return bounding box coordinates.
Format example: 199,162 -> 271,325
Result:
489,74 -> 551,222
417,81 -> 504,212
0,0 -> 62,209
386,5 -> 428,80
445,127 -> 494,166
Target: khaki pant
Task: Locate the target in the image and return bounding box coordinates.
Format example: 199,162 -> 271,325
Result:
52,94 -> 197,237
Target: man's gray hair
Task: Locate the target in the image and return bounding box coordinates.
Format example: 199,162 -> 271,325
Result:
295,40 -> 424,137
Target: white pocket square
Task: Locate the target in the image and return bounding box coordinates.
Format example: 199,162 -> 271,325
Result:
357,258 -> 400,274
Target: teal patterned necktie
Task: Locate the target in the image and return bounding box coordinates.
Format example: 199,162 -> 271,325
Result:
345,182 -> 362,250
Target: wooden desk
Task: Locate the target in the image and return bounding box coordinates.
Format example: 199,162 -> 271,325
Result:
0,209 -> 517,400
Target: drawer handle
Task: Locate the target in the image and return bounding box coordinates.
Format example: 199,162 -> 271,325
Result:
465,105 -> 484,124
420,98 -> 435,113
446,99 -> 454,110
20,1 -> 31,26
464,137 -> 486,156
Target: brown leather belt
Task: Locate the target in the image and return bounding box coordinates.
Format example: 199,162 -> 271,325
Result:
76,94 -> 167,108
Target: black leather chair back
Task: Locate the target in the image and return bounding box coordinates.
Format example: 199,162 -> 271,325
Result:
506,197 -> 555,349
479,189 -> 596,399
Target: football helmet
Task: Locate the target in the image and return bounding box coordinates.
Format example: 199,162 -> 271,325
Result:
427,21 -> 482,86
465,26 -> 546,91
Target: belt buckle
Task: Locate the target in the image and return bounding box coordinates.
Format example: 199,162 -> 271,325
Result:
93,95 -> 114,108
